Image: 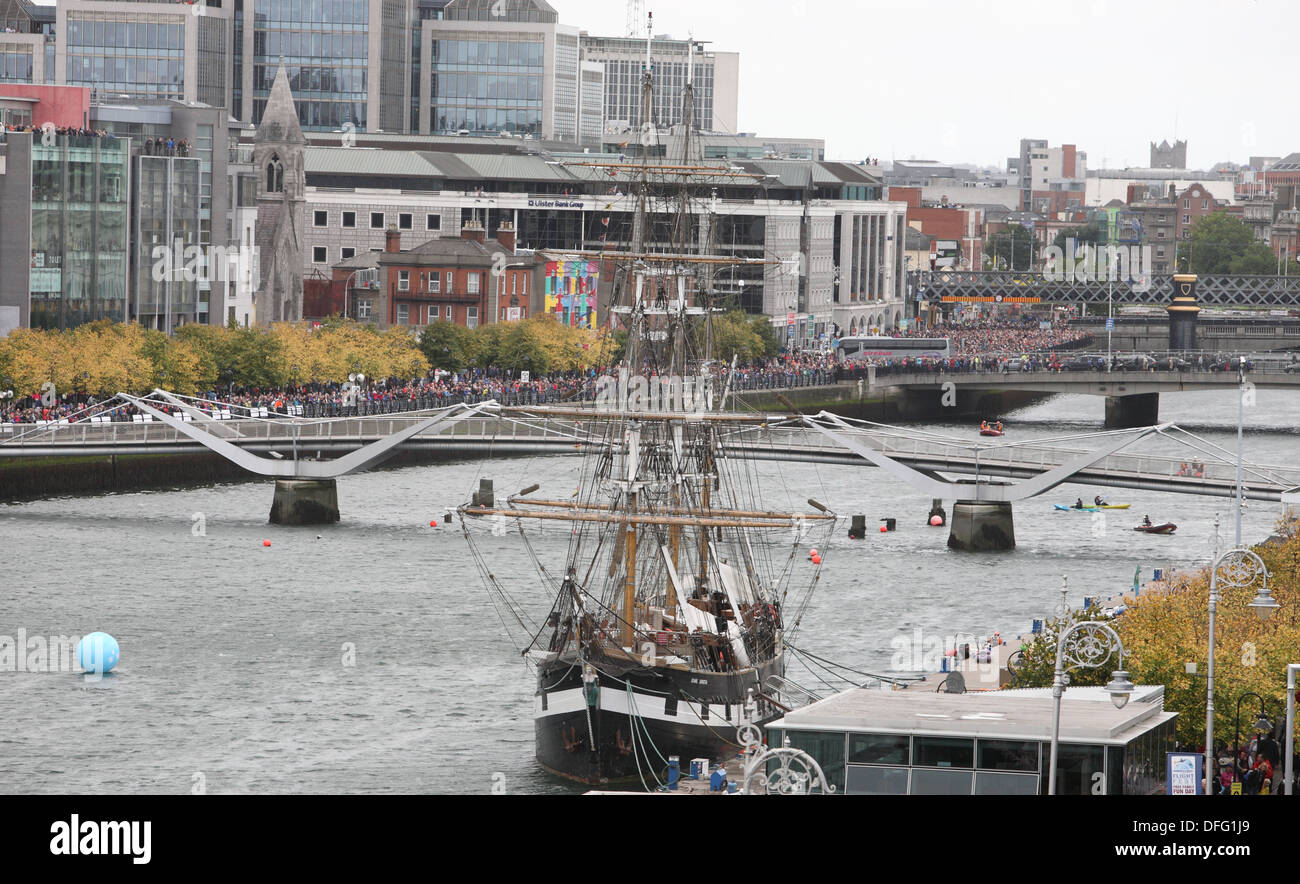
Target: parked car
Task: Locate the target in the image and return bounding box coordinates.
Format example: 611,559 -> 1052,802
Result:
1061,357 -> 1100,371
999,359 -> 1026,373
1152,356 -> 1191,371
1283,362 -> 1300,374
1114,354 -> 1156,371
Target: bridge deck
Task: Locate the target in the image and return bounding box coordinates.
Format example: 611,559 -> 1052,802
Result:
4,410 -> 1295,502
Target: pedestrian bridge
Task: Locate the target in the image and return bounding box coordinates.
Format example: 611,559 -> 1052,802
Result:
3,391 -> 1296,546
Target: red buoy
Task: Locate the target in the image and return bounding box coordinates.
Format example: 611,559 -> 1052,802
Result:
811,554 -> 822,565
879,525 -> 888,533
262,539 -> 271,547
430,519 -> 437,527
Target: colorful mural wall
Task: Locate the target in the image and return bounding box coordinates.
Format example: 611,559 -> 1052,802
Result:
544,260 -> 598,329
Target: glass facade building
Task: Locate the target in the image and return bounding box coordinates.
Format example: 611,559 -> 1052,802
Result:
251,0 -> 369,130
134,154 -> 202,330
430,33 -> 545,136
65,12 -> 186,100
29,135 -> 130,330
0,43 -> 33,83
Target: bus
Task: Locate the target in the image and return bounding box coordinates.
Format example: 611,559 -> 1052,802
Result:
835,336 -> 951,363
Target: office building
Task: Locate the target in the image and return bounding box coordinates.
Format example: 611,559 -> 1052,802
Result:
55,0 -> 232,108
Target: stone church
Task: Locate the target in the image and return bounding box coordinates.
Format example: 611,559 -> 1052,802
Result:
253,66 -> 307,324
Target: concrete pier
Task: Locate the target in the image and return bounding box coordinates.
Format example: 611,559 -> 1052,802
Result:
947,500 -> 1015,551
269,478 -> 340,525
1104,392 -> 1160,429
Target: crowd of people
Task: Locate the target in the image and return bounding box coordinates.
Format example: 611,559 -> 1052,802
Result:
893,320 -> 1094,357
3,123 -> 114,139
0,356 -> 847,423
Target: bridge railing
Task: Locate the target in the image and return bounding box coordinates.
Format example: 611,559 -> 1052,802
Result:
728,424 -> 1300,492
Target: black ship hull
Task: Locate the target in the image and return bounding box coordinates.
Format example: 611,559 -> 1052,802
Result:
534,654 -> 783,785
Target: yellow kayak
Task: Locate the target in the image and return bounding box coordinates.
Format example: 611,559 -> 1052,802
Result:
1097,503 -> 1130,510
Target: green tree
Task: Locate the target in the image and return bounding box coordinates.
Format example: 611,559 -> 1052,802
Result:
984,223 -> 1034,270
1007,606 -> 1119,691
418,320 -> 476,372
1051,222 -> 1103,254
1180,212 -> 1254,274
1230,241 -> 1283,275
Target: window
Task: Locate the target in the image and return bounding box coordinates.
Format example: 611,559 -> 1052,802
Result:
1182,214 -> 1190,224
370,212 -> 384,229
341,247 -> 355,259
1157,230 -> 1166,239
467,305 -> 478,328
398,270 -> 409,291
314,210 -> 328,227
1183,199 -> 1189,208
977,740 -> 1039,772
467,272 -> 480,294
426,213 -> 441,231
357,299 -> 372,320
444,305 -> 453,320
522,274 -> 528,295
342,211 -> 356,228
783,731 -> 845,793
429,273 -> 440,293
1201,199 -> 1208,209
396,303 -> 409,324
845,765 -> 909,795
914,737 -> 973,768
446,271 -> 453,292
849,733 -> 910,765
1156,246 -> 1165,258
399,213 -> 412,230
312,247 -> 327,263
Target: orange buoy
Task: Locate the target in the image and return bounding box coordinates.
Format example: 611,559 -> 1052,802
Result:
262,539 -> 271,547
811,554 -> 822,565
879,525 -> 888,533
929,515 -> 942,526
430,519 -> 437,527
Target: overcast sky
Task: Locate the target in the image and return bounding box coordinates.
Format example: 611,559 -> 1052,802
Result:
562,0 -> 1300,170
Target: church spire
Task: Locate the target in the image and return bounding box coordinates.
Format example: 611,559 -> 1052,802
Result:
257,65 -> 306,146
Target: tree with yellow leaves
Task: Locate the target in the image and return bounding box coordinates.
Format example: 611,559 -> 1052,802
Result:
1010,521 -> 1300,749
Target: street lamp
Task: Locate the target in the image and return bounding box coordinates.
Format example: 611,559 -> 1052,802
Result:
1231,691 -> 1273,786
1287,663 -> 1300,796
1048,619 -> 1131,795
494,261 -> 531,324
1205,547 -> 1278,795
344,267 -> 379,321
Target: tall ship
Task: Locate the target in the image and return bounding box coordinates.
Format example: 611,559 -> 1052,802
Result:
458,18 -> 834,785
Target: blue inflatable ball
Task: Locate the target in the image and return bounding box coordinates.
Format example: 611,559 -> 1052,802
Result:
77,632 -> 120,674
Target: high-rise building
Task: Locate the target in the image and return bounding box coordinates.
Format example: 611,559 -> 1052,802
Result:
580,33 -> 738,135
55,0 -> 232,108
416,0 -> 585,141
232,0 -> 410,133
0,0 -> 55,86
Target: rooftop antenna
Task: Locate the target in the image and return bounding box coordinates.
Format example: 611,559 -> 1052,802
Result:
626,0 -> 644,39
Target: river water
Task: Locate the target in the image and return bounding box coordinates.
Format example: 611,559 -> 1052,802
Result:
2,388 -> 1297,794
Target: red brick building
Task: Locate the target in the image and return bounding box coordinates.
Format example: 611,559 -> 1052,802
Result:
327,220 -> 541,328
1173,182 -> 1222,241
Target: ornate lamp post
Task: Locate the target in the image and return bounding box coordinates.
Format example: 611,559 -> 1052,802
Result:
1205,548 -> 1278,795
1048,620 -> 1133,795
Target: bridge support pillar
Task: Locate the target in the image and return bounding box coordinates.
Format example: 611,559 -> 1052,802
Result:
947,500 -> 1014,552
1104,392 -> 1159,429
270,478 -> 340,525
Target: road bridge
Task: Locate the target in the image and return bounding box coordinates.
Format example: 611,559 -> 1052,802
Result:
879,363 -> 1300,428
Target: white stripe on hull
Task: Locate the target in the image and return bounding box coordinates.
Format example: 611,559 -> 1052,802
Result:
536,686 -> 737,728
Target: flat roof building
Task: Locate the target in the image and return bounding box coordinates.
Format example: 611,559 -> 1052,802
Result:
765,684 -> 1177,795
